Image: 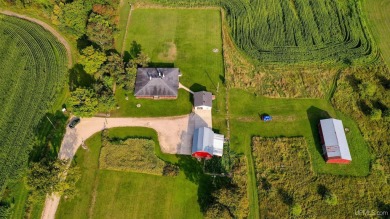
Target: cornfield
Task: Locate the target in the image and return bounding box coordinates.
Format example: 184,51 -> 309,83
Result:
150,0 -> 376,63
0,16 -> 68,196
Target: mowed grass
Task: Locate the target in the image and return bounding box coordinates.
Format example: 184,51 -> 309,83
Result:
229,89 -> 370,176
365,0 -> 390,67
112,8 -> 225,117
56,127 -> 202,219
111,88 -> 193,117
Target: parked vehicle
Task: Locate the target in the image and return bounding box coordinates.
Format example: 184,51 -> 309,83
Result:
68,117 -> 80,128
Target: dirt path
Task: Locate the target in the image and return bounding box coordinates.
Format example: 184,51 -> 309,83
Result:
0,10 -> 73,67
179,83 -> 194,94
120,3 -> 133,56
41,114 -> 210,219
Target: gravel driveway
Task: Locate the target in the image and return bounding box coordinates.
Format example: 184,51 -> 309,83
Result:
42,114 -> 209,219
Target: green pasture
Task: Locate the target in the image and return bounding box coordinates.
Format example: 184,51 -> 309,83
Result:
112,8 -> 225,117
56,127 -> 202,219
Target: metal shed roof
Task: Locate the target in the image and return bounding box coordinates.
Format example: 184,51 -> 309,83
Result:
194,91 -> 212,107
134,68 -> 179,97
320,119 -> 352,161
192,127 -> 224,157
192,127 -> 214,155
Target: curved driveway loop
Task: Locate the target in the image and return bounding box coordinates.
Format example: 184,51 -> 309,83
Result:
42,113 -> 209,219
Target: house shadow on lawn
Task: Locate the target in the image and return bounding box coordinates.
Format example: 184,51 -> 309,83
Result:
306,106 -> 331,158
148,62 -> 175,68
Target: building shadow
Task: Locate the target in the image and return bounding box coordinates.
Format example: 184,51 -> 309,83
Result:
190,83 -> 207,92
148,62 -> 174,68
306,106 -> 331,158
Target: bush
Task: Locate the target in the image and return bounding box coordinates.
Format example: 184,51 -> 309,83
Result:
324,193 -> 338,206
291,204 -> 302,216
162,164 -> 179,177
370,109 -> 382,121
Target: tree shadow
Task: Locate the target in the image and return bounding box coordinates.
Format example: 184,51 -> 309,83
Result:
306,106 -> 331,158
317,184 -> 329,199
30,111 -> 69,162
377,75 -> 390,89
219,75 -> 225,84
345,74 -> 361,92
68,64 -> 95,91
177,155 -> 231,213
277,188 -> 293,206
357,100 -> 372,116
77,35 -> 95,51
177,155 -> 203,183
129,40 -> 142,58
372,100 -> 388,112
377,200 -> 390,219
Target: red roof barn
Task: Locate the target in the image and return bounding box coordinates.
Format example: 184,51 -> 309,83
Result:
318,119 -> 352,164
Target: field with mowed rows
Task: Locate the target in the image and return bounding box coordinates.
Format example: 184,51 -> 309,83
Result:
0,15 -> 68,196
151,0 -> 376,63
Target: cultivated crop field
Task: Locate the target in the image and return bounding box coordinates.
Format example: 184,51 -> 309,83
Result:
151,0 -> 375,63
0,15 -> 67,195
223,0 -> 375,63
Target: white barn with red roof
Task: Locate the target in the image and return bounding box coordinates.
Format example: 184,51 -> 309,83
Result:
318,118 -> 352,164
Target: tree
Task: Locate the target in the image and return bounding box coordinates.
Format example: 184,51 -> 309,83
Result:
96,53 -> 124,82
61,0 -> 88,37
68,88 -> 99,117
133,52 -> 150,67
79,46 -> 107,75
27,159 -> 80,201
359,82 -> 377,98
86,13 -> 113,50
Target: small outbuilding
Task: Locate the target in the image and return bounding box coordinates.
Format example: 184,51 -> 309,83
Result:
134,68 -> 180,99
318,118 -> 352,164
193,91 -> 213,110
192,127 -> 224,159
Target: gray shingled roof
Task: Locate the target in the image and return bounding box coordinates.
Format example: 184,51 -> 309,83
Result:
194,91 -> 212,107
134,68 -> 179,97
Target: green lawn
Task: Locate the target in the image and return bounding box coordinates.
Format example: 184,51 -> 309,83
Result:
229,89 -> 370,176
56,127 -> 202,219
112,8 -> 225,118
111,88 -> 193,117
113,0 -> 131,52
364,0 -> 390,67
